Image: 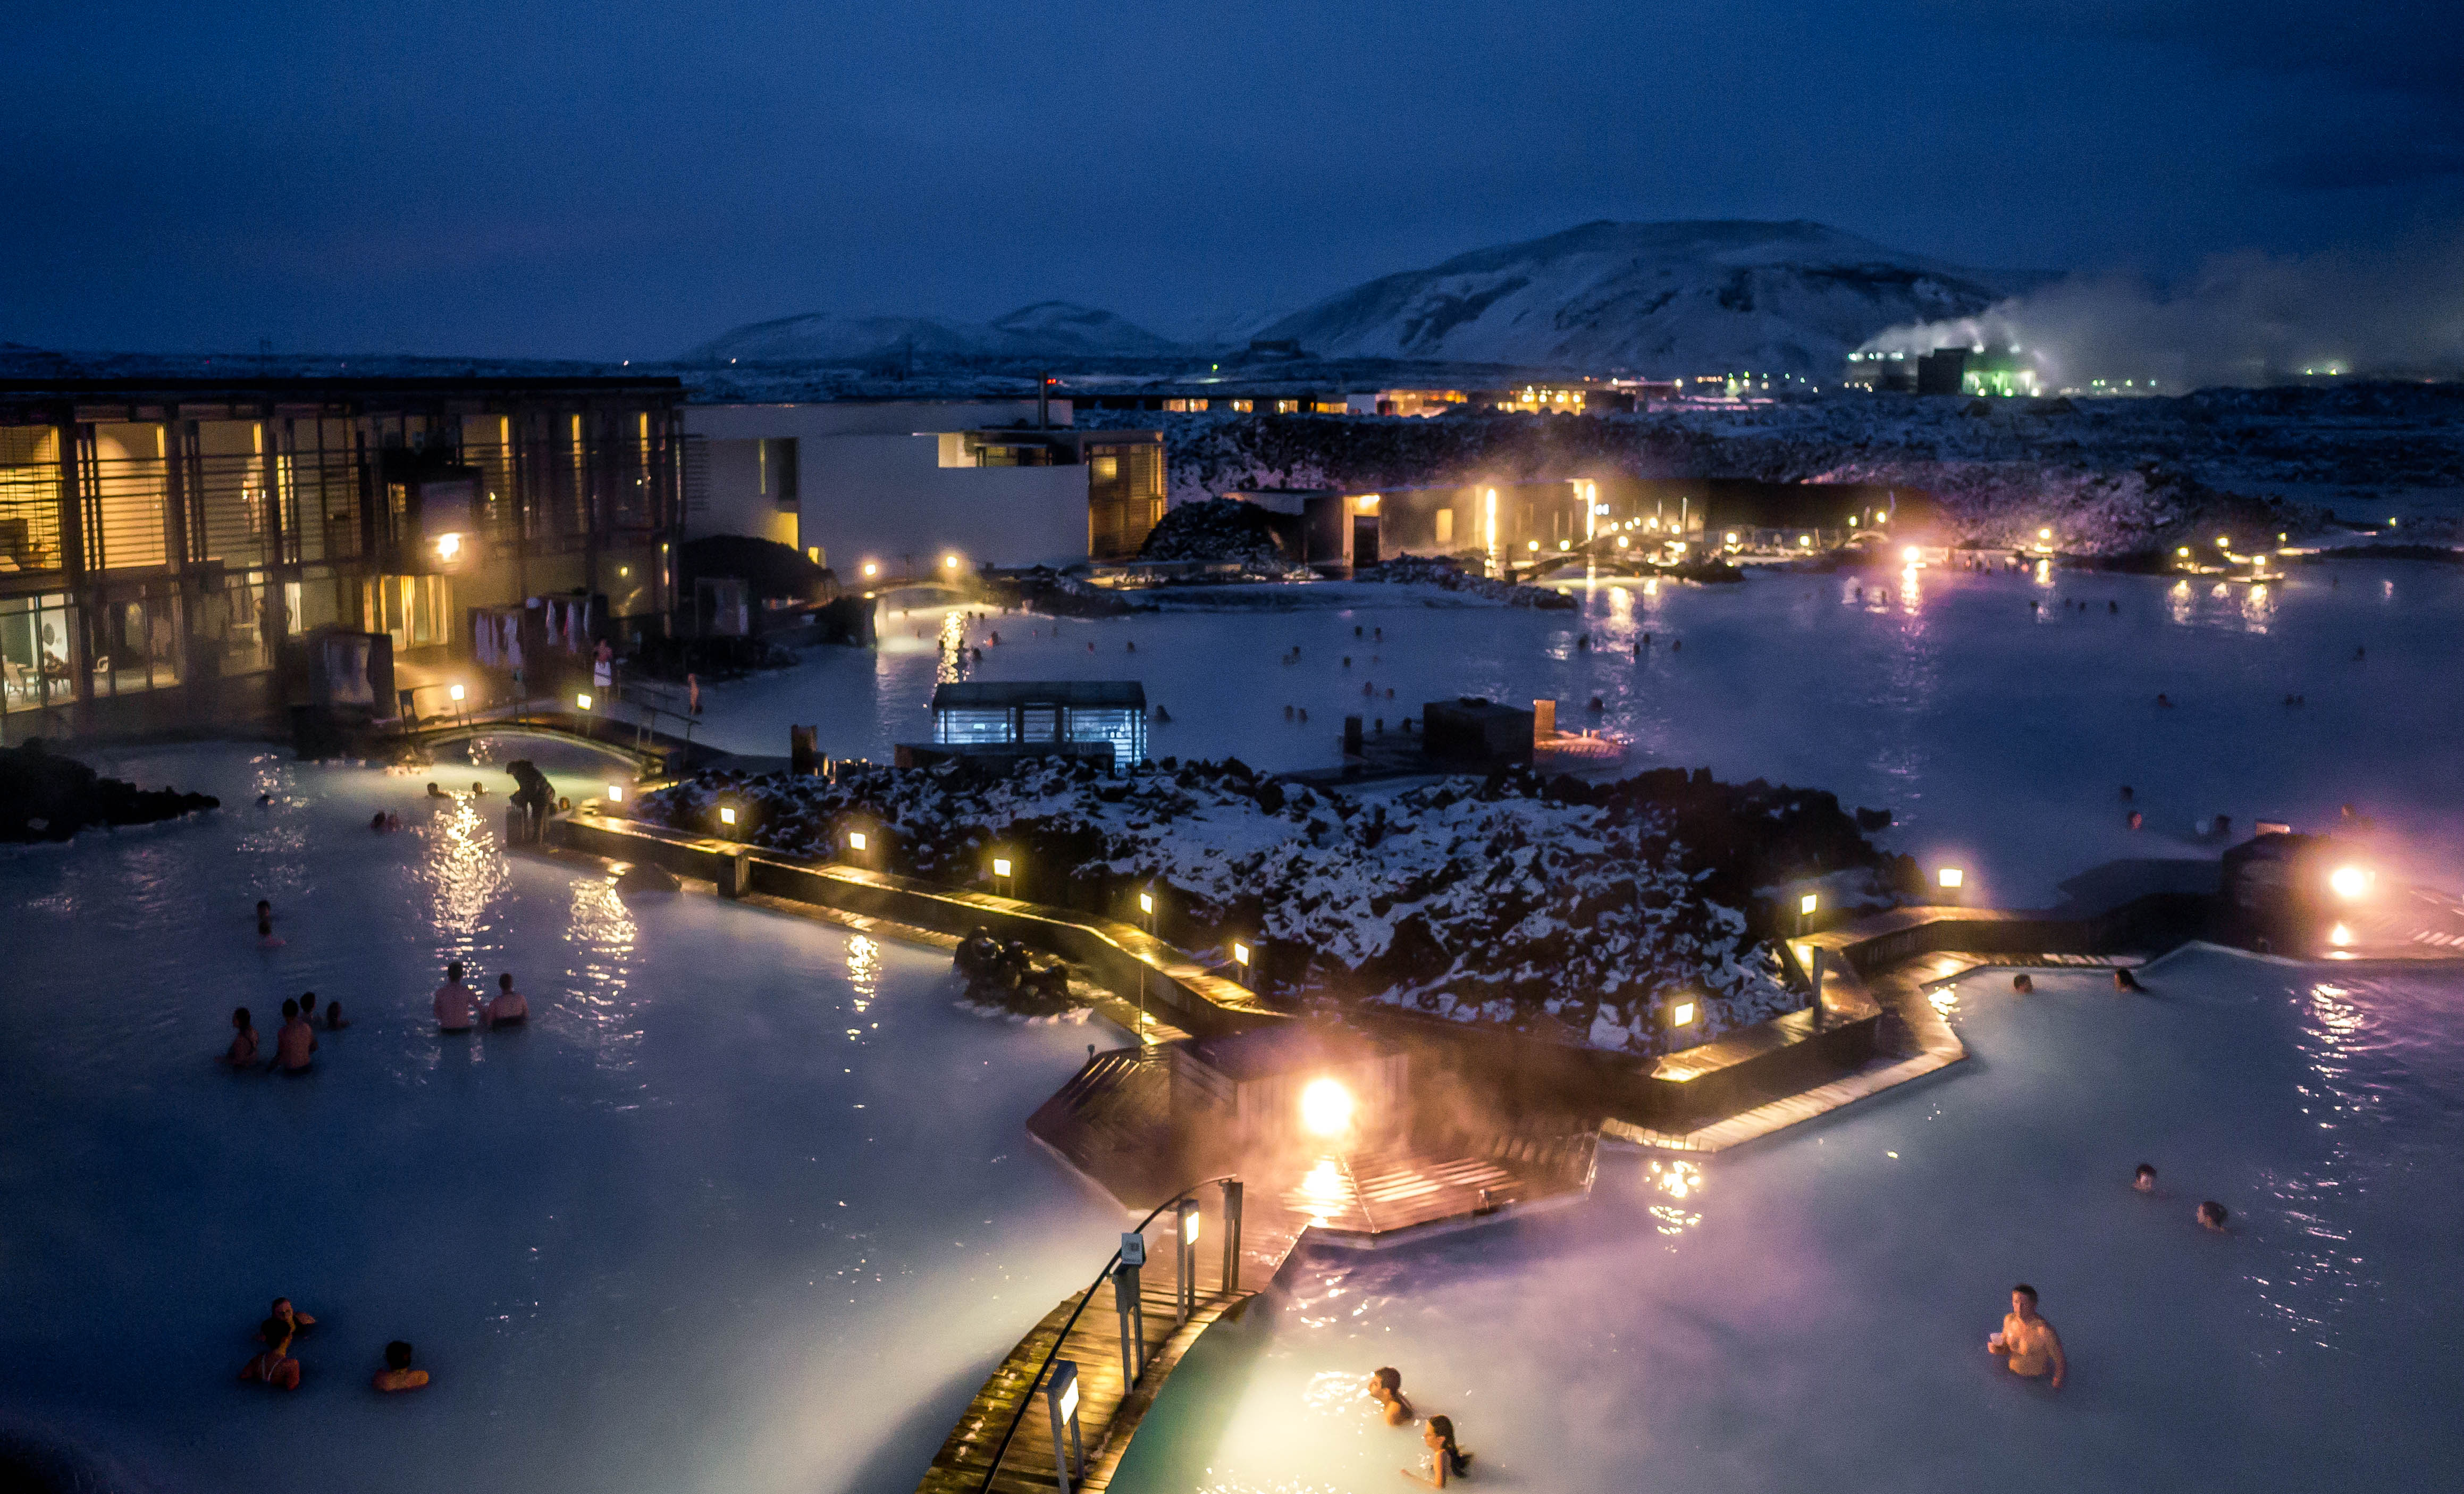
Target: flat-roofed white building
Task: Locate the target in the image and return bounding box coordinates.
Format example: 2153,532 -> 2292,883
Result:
680,399 -> 1165,577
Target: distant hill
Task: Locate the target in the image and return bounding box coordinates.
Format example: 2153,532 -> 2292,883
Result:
680,301 -> 1177,364
1246,220 -> 2046,376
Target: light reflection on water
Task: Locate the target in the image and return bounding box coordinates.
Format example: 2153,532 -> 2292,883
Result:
1643,1156 -> 1706,1238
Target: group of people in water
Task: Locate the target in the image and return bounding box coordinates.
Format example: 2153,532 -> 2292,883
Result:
230,898 -> 528,1064
1364,1366 -> 1474,1486
1978,1158 -> 2238,1394
432,960 -> 528,1033
237,1296 -> 431,1395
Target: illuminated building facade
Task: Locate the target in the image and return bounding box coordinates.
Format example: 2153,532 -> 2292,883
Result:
0,374 -> 685,739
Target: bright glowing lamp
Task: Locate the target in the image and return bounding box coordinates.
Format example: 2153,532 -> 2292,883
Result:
1527,540 -> 1540,552
1178,1197 -> 1201,1243
718,805 -> 737,827
1902,545 -> 1920,563
1138,891 -> 1155,916
575,692 -> 593,711
1798,534 -> 1812,547
1799,892 -> 1819,916
1299,1077 -> 1354,1136
2216,535 -> 2231,547
1559,539 -> 1572,550
848,830 -> 867,851
1055,1369 -> 1079,1422
1938,867 -> 1964,889
2038,527 -> 2052,541
606,783 -> 624,803
2177,546 -> 2192,558
993,857 -> 1012,878
1616,535 -> 1629,548
861,561 -> 879,577
435,531 -> 462,560
1232,941 -> 1251,967
2330,923 -> 2353,947
1671,1000 -> 1698,1027
943,555 -> 958,569
2328,865 -> 2373,899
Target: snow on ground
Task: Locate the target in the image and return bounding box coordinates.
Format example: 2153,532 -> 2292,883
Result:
691,560 -> 2464,909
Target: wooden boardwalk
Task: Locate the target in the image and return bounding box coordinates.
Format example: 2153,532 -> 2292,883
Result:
916,1211 -> 1301,1494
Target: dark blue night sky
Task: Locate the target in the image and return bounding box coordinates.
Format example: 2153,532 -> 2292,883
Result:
4,1 -> 2456,358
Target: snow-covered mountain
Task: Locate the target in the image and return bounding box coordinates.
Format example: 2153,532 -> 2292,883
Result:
681,301 -> 1176,364
1248,220 -> 2045,375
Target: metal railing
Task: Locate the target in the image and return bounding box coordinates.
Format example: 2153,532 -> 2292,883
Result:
974,1174 -> 1244,1492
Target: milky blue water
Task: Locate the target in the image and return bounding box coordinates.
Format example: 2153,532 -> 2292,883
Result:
1111,951 -> 2464,1493
697,562 -> 2464,904
0,745 -> 1121,1494
8,560 -> 2462,1494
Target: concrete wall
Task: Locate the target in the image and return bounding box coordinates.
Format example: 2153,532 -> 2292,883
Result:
684,402 -> 1089,573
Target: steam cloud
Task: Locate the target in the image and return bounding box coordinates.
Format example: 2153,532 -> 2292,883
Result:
1860,229 -> 2464,390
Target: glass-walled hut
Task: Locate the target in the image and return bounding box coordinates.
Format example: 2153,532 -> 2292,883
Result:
928,680 -> 1148,773
0,374 -> 685,740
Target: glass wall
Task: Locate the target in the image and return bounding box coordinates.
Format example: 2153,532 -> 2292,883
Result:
85,582 -> 181,696
0,592 -> 75,714
0,427 -> 64,573
362,573 -> 455,653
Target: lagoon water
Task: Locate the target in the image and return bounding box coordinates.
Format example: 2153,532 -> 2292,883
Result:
1109,952 -> 2464,1494
0,746 -> 1120,1494
6,561 -> 2462,1493
700,562 -> 2464,905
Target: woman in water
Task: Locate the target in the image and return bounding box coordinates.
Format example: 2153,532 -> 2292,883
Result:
223,1007 -> 259,1068
1400,1415 -> 1471,1487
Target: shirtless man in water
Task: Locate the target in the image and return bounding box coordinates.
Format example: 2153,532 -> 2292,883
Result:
1989,1284 -> 2067,1388
434,961 -> 477,1033
1366,1366 -> 1414,1426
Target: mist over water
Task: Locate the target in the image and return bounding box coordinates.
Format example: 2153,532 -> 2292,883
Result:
1861,225 -> 2464,388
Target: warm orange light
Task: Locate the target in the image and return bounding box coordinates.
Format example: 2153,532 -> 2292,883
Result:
1300,1077 -> 1354,1135
848,830 -> 867,852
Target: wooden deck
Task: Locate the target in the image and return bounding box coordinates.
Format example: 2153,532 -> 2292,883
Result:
915,1212 -> 1302,1494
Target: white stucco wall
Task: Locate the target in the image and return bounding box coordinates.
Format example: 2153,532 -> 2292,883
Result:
683,402 -> 1089,572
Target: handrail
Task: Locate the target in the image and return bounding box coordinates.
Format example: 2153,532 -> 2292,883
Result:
974,1173 -> 1240,1492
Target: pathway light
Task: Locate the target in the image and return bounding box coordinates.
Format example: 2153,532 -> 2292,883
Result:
1232,940 -> 1251,967
449,683 -> 466,702
2328,865 -> 2373,900
606,784 -> 624,803
993,857 -> 1012,878
1670,999 -> 1698,1028
848,830 -> 868,852
718,805 -> 737,827
1300,1077 -> 1354,1136
1139,891 -> 1154,916
1938,867 -> 1964,889
2330,923 -> 2354,947
576,692 -> 593,711
1799,892 -> 1819,916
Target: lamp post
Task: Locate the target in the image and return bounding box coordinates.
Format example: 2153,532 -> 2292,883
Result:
846,827 -> 868,862
1042,1359 -> 1086,1494
575,691 -> 594,740
1137,888 -> 1156,1050
1797,889 -> 1818,937
1220,1178 -> 1244,1293
1937,866 -> 1965,905
1174,1196 -> 1202,1325
1231,939 -> 1252,991
449,682 -> 468,727
1114,1232 -> 1147,1383
993,854 -> 1014,899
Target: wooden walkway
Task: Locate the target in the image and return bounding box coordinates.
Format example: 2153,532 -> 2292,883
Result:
915,1211 -> 1302,1494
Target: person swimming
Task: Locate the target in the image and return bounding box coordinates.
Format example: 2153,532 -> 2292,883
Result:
1988,1284 -> 2066,1388
2198,1201 -> 2231,1232
1400,1414 -> 1472,1488
486,972 -> 528,1028
2113,968 -> 2146,992
370,811 -> 389,833
1367,1366 -> 1414,1426
470,780 -> 487,796
324,999 -> 349,1030
263,1297 -> 317,1338
224,1007 -> 260,1068
426,782 -> 448,799
373,1340 -> 430,1392
2134,1163 -> 2158,1193
2011,973 -> 2034,993
434,962 -> 478,1033
270,998 -> 317,1073
256,913 -> 284,948
239,1317 -> 301,1390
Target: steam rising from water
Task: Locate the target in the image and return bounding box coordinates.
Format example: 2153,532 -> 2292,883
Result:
1860,229 -> 2464,389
